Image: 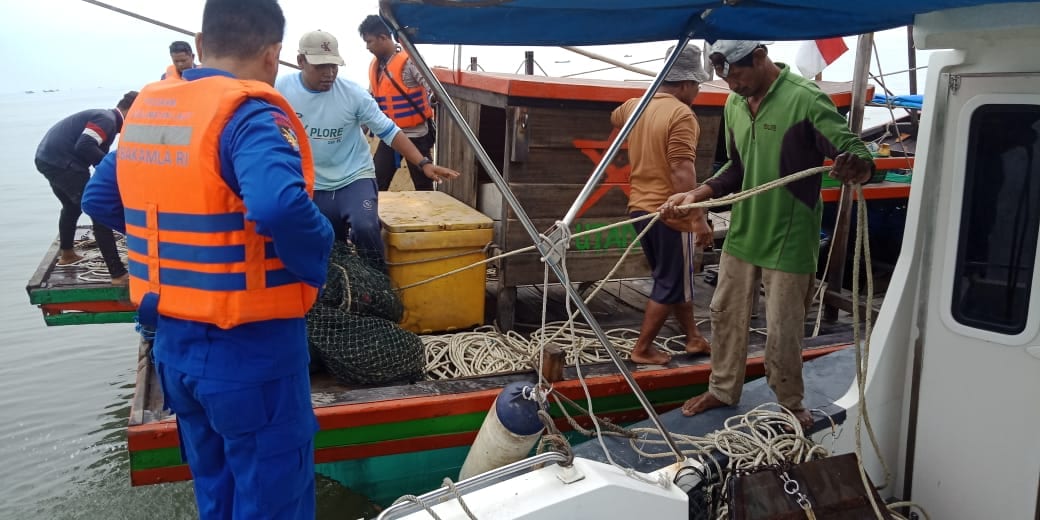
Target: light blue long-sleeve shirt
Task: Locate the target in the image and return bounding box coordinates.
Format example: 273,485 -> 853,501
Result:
275,73 -> 400,191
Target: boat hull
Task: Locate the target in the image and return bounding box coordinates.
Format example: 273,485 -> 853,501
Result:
127,344 -> 845,505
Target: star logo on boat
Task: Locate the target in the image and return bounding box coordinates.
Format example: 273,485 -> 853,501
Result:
572,129 -> 631,218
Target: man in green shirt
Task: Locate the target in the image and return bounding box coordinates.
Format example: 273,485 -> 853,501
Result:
659,40 -> 872,430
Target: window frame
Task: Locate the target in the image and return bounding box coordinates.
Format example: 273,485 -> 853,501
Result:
941,94 -> 1040,345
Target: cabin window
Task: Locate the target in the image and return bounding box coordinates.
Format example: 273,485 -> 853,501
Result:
952,104 -> 1040,334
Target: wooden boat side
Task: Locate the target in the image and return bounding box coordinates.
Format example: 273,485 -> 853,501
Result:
126,336 -> 850,486
25,228 -> 136,326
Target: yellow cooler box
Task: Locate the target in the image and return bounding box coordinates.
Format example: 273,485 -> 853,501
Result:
379,191 -> 493,333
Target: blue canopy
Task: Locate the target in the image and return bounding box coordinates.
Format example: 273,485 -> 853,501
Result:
381,0 -> 1024,46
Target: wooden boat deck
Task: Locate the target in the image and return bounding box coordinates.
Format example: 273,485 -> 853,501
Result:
26,230 -> 864,415
25,228 -> 136,326
128,272 -> 858,416
27,228 -> 869,497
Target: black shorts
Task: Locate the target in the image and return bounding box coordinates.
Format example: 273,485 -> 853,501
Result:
631,211 -> 695,304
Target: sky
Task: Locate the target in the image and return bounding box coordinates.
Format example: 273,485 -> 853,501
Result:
1,0 -> 931,97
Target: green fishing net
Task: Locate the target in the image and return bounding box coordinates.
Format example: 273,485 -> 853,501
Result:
307,242 -> 425,385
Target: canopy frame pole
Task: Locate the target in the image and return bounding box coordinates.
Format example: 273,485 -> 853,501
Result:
79,0 -> 300,70
381,6 -> 696,465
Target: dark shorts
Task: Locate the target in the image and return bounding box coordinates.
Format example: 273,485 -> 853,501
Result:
631,211 -> 696,304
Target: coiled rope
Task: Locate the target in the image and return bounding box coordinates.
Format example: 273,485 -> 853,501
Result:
51,235 -> 128,283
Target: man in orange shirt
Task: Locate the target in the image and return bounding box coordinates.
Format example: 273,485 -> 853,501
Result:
611,44 -> 714,365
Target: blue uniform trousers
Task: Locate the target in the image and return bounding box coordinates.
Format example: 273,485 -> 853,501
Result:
155,362 -> 317,520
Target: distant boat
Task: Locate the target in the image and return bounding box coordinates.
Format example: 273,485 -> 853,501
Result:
24,90 -> 34,94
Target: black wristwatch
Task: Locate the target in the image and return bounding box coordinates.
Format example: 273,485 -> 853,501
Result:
418,157 -> 433,169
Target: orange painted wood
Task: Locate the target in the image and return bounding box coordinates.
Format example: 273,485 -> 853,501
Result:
126,419 -> 179,452
823,156 -> 914,170
312,361 -> 721,431
131,465 -> 191,486
821,182 -> 910,203
313,405 -> 684,465
127,345 -> 847,452
432,69 -> 864,108
433,68 -> 729,106
314,431 -> 478,464
41,300 -> 137,315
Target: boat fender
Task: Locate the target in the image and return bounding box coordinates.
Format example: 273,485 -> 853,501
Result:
459,381 -> 546,480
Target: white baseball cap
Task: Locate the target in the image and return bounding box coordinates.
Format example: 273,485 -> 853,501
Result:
298,30 -> 345,66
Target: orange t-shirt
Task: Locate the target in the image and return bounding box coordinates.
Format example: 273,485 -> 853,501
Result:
611,93 -> 700,214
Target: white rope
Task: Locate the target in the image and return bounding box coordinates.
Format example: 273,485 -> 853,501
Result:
50,235 -> 127,283
625,403 -> 832,519
852,185 -> 888,519
410,160 -> 925,517
422,323 -> 698,379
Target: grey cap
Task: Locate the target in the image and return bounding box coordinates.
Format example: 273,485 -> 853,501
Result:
663,44 -> 710,83
709,40 -> 765,64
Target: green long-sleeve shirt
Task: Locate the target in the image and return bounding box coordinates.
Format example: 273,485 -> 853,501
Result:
705,64 -> 872,273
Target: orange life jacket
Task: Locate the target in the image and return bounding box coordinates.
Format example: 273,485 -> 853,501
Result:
117,75 -> 318,329
369,51 -> 433,129
164,64 -> 182,81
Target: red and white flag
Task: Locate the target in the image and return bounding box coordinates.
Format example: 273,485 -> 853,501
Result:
795,38 -> 849,78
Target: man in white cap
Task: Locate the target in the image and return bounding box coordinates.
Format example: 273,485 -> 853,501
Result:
611,43 -> 714,366
660,40 -> 873,430
276,30 -> 458,269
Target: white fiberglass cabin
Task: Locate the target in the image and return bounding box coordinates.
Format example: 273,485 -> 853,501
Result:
837,4 -> 1040,519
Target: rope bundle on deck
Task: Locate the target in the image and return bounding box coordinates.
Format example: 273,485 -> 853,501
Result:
421,323 -> 694,380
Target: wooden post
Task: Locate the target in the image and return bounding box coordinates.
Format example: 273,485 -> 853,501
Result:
907,26 -> 918,95
540,344 -> 566,383
469,57 -> 479,71
524,51 -> 535,75
905,26 -> 921,134
823,33 -> 874,322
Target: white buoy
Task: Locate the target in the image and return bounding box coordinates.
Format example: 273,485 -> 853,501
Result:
459,381 -> 545,480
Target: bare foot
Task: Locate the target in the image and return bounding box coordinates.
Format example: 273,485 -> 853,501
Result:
57,250 -> 83,265
630,346 -> 672,365
681,392 -> 729,417
111,274 -> 130,286
685,335 -> 711,355
790,409 -> 814,431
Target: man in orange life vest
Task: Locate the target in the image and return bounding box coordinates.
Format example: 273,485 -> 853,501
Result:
358,15 -> 438,191
162,40 -> 197,80
82,0 -> 334,518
